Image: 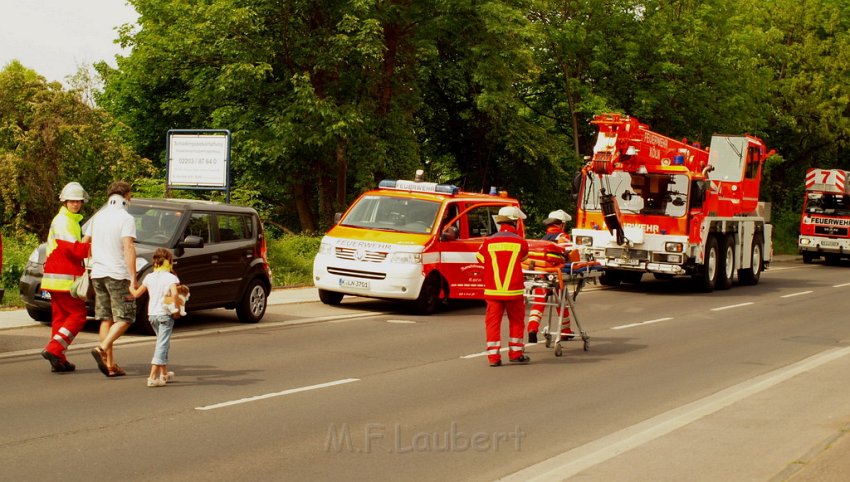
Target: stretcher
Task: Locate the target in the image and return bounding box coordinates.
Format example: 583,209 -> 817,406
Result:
523,260 -> 602,356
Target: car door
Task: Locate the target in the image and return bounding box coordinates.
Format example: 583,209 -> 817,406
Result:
438,202 -> 505,299
171,211 -> 219,307
212,212 -> 257,300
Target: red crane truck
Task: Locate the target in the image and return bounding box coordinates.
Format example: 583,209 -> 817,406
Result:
572,113 -> 774,291
798,168 -> 850,264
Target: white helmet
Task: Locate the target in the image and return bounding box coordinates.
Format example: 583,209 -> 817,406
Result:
59,182 -> 89,202
495,205 -> 527,222
543,209 -> 571,225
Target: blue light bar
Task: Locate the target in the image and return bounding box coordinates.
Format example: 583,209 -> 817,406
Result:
378,179 -> 459,195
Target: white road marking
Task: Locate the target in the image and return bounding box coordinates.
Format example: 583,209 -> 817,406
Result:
461,348 -> 508,359
612,318 -> 673,330
500,346 -> 850,481
834,283 -> 850,288
386,319 -> 417,324
781,290 -> 813,298
195,378 -> 360,411
710,302 -> 754,311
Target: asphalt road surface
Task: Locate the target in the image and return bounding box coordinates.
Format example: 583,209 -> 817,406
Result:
1,259 -> 849,481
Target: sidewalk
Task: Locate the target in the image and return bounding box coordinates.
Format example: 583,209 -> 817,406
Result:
0,286 -> 320,331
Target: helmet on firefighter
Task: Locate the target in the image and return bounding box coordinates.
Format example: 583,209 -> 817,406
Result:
494,206 -> 527,223
59,182 -> 89,203
542,209 -> 571,225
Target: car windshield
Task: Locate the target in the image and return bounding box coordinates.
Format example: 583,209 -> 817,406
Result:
341,195 -> 441,234
129,206 -> 186,245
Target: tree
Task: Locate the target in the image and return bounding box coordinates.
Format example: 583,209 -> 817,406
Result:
0,61 -> 153,238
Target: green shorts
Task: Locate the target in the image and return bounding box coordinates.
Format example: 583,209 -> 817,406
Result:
93,277 -> 136,323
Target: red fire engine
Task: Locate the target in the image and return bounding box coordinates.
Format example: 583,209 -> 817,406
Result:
798,168 -> 850,264
572,113 -> 774,291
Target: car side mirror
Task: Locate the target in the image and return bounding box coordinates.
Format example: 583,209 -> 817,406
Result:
333,212 -> 343,224
440,225 -> 459,241
180,235 -> 204,248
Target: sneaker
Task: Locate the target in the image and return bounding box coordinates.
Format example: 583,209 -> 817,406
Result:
528,331 -> 538,344
509,354 -> 531,364
91,346 -> 109,376
107,364 -> 126,377
147,377 -> 166,387
164,371 -> 175,382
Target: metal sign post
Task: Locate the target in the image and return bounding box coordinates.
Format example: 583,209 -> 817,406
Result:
166,129 -> 231,203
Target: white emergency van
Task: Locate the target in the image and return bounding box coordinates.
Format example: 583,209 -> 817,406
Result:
312,175 -> 523,313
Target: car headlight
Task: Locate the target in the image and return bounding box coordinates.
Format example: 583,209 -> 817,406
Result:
135,258 -> 150,273
389,252 -> 422,264
799,238 -> 811,246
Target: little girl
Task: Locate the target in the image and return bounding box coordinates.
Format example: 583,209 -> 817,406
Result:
130,248 -> 181,387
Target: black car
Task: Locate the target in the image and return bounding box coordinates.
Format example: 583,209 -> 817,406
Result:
19,198 -> 272,335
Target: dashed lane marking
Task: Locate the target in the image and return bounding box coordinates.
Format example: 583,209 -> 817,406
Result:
195,378 -> 360,411
834,283 -> 850,288
781,290 -> 813,298
710,302 -> 754,311
612,318 -> 673,330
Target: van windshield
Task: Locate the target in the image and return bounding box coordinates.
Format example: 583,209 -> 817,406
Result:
341,195 -> 441,234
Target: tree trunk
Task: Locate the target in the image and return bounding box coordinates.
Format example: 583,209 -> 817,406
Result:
293,181 -> 317,233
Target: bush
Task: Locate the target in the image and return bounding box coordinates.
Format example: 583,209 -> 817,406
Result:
1,230 -> 40,307
266,234 -> 321,287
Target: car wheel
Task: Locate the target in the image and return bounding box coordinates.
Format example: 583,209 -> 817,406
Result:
237,278 -> 268,323
412,274 -> 442,315
318,289 -> 344,305
27,307 -> 51,323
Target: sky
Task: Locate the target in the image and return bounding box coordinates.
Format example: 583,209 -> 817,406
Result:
0,0 -> 139,85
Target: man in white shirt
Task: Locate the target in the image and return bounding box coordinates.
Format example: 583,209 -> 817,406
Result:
87,181 -> 137,377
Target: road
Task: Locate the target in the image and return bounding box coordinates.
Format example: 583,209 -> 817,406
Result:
1,259 -> 849,481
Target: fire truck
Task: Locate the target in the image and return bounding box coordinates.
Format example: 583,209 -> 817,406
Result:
572,113 -> 774,291
798,168 -> 850,264
313,171 -> 523,313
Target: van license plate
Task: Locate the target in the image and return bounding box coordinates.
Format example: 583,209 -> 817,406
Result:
340,278 -> 370,289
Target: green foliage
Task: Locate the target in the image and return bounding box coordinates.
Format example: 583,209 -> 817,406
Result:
266,234 -> 322,287
0,61 -> 155,240
1,229 -> 40,306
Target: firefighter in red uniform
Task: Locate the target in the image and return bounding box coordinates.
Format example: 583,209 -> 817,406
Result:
40,182 -> 91,372
476,206 -> 530,367
527,209 -> 573,343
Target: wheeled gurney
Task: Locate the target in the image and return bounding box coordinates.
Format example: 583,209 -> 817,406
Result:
523,260 -> 602,356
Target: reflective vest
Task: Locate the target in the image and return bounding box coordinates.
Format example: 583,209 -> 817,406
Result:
476,224 -> 528,299
42,206 -> 90,292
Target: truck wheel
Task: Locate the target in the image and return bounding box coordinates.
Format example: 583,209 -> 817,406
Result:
717,234 -> 735,290
802,252 -> 814,264
318,289 -> 344,305
599,271 -> 622,286
738,235 -> 763,286
412,274 -> 442,315
695,235 -> 719,292
236,278 -> 268,323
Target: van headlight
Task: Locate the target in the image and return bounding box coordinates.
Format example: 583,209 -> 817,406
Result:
318,242 -> 334,255
389,252 -> 422,264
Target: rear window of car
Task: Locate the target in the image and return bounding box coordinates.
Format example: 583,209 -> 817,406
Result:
217,213 -> 254,242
